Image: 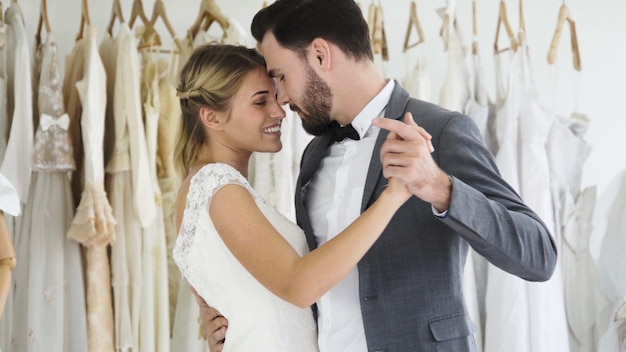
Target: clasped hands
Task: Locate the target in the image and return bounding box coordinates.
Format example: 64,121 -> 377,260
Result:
372,112 -> 452,213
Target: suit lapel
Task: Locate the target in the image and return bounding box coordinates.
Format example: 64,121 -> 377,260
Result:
360,82 -> 411,212
296,134 -> 335,251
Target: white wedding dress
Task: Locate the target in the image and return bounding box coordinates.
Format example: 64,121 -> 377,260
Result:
173,163 -> 318,352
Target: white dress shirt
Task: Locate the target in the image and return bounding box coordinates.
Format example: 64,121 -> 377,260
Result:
306,79 -> 395,352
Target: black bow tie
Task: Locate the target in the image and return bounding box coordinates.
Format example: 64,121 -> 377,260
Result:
327,121 -> 360,142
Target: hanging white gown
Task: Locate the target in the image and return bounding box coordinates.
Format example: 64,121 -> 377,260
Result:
140,51 -> 170,352
0,3 -> 32,205
548,103 -> 606,351
402,50 -> 432,103
66,25 -> 117,352
438,8 -> 469,113
516,43 -> 570,352
484,46 -> 531,352
592,169 -> 626,352
10,32 -> 88,352
0,6 -> 32,350
104,24 -> 157,352
0,23 -> 8,163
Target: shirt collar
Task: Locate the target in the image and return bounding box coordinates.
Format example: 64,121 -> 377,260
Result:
349,79 -> 395,139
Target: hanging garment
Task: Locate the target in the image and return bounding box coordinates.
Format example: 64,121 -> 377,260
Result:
484,47 -> 530,352
153,53 -> 182,331
592,169 -> 626,352
0,22 -> 7,163
438,10 -> 469,113
548,109 -> 607,351
65,25 -> 116,352
486,38 -> 571,352
402,52 -> 432,103
436,8 -> 482,351
10,32 -> 88,352
139,51 -> 170,352
516,44 -> 570,352
0,6 -> 32,350
0,3 -> 33,205
103,24 -> 158,352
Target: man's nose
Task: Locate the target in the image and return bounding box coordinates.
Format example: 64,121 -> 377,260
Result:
276,89 -> 290,106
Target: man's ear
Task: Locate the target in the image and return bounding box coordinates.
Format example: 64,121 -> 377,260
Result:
309,38 -> 332,71
199,107 -> 225,131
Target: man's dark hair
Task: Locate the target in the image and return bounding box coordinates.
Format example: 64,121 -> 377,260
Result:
251,0 -> 373,62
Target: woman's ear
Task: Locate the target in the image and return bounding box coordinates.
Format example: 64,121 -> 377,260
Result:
199,107 -> 225,131
309,38 -> 332,71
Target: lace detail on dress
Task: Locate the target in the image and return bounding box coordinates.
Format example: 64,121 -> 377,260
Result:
173,163 -> 250,278
67,181 -> 117,247
33,34 -> 75,172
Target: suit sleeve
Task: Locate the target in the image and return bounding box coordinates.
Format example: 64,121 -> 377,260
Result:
434,113 -> 557,282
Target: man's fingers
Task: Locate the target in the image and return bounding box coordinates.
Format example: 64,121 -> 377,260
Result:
373,117 -> 419,141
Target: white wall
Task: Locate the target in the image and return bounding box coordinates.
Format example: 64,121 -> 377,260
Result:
15,0 -> 626,195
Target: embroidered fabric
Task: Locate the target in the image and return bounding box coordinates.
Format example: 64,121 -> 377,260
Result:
173,163 -> 318,352
32,34 -> 75,172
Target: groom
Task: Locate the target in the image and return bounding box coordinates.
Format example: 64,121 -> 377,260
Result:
199,0 -> 557,351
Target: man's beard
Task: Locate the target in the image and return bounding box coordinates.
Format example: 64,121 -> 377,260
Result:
291,65 -> 333,136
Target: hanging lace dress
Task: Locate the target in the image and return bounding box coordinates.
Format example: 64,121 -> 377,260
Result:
11,32 -> 88,352
64,25 -> 116,352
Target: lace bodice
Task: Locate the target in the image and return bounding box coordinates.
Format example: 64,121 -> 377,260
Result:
33,34 -> 75,172
173,163 -> 318,352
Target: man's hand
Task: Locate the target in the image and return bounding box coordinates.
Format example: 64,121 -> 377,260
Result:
192,287 -> 228,352
373,112 -> 451,212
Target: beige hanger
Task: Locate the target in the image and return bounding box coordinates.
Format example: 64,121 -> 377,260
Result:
494,0 -> 518,54
367,3 -> 376,46
150,0 -> 183,52
36,0 -> 52,46
187,0 -> 230,42
379,6 -> 389,61
0,3 -> 5,50
106,0 -> 125,36
547,4 -> 581,71
518,0 -> 526,44
403,1 -> 424,52
471,0 -> 478,55
129,0 -> 162,49
372,5 -> 384,55
75,0 -> 91,41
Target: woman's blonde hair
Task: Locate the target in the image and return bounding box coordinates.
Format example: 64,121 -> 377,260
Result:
174,44 -> 267,179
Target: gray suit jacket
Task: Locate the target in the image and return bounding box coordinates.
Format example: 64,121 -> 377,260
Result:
294,82 -> 557,352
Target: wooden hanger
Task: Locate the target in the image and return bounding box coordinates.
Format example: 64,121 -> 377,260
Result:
35,0 -> 52,46
367,3 -> 376,45
403,1 -> 424,52
547,4 -> 581,71
75,0 -> 91,41
471,0 -> 478,55
518,0 -> 526,44
372,5 -> 384,55
129,0 -> 162,49
150,0 -> 183,52
187,0 -> 230,42
494,0 -> 518,54
106,0 -> 125,36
